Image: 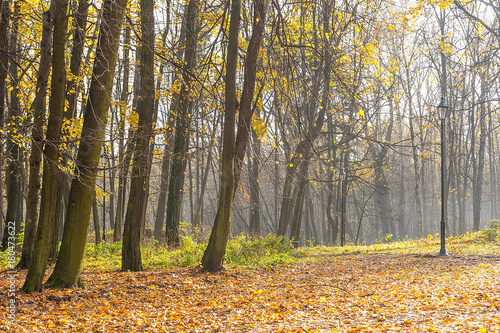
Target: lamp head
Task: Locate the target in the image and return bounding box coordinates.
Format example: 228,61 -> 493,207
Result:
100,150 -> 108,166
437,97 -> 449,120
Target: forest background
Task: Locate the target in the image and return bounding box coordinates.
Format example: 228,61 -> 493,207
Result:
0,0 -> 498,292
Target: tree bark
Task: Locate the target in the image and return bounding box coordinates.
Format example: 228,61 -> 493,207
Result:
92,194 -> 101,244
65,0 -> 88,120
276,1 -> 330,242
369,100 -> 394,238
114,21 -> 131,243
408,96 -> 423,238
290,158 -> 310,247
232,0 -> 266,192
0,0 -> 7,245
192,113 -> 220,238
2,0 -> 21,251
47,0 -> 128,289
249,128 -> 261,236
488,108 -> 497,221
151,25 -> 173,241
164,0 -> 200,247
473,85 -> 487,231
17,6 -> 55,268
201,0 -> 241,272
22,0 -> 70,293
121,0 -> 155,271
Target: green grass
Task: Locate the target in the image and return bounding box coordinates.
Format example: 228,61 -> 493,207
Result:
81,233 -> 300,271
301,219 -> 500,258
1,220 -> 498,271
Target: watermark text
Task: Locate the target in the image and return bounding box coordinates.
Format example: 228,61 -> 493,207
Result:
6,221 -> 17,325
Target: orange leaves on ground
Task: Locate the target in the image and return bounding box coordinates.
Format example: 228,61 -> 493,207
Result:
1,254 -> 499,332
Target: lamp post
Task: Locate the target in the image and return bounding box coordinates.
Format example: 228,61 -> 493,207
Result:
340,168 -> 347,247
101,150 -> 108,242
438,97 -> 448,256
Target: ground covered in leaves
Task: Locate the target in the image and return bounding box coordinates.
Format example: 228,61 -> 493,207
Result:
2,253 -> 500,332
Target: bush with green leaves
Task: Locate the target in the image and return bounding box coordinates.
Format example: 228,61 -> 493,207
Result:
484,220 -> 500,242
225,233 -> 302,267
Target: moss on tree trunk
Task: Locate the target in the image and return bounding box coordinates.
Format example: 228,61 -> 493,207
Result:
22,0 -> 69,293
48,0 -> 128,289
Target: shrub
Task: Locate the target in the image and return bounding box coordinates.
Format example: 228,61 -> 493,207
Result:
225,234 -> 301,267
484,220 -> 500,242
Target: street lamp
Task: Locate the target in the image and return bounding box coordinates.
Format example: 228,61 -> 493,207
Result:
437,97 -> 448,256
101,150 -> 108,242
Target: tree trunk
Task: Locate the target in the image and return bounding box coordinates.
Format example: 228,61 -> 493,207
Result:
473,87 -> 487,231
92,194 -> 101,244
0,0 -> 7,246
192,114 -> 219,238
232,0 -> 266,193
370,100 -> 394,238
114,21 -> 131,243
277,159 -> 300,237
17,6 -> 54,267
307,185 -> 319,245
64,0 -> 88,120
47,0 -> 128,289
152,25 -> 173,241
164,0 -> 200,247
408,100 -> 423,238
153,134 -> 174,240
22,0 -> 70,293
326,117 -> 337,245
488,109 -> 497,221
201,0 -> 241,272
108,144 -> 115,230
153,70 -> 182,240
290,158 -> 310,247
276,2 -> 330,243
249,128 -> 261,236
397,110 -> 406,239
2,0 -> 21,251
51,0 -> 90,252
121,0 -> 155,271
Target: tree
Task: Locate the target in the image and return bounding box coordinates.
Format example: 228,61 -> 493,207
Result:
17,3 -> 55,268
114,19 -> 131,243
164,0 -> 201,247
47,0 -> 129,289
2,0 -> 22,251
22,0 -> 71,293
276,1 -> 336,243
202,0 -> 266,271
121,0 -> 155,271
0,0 -> 10,250
201,0 -> 241,271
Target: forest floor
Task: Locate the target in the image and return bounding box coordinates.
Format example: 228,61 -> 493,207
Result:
1,229 -> 500,332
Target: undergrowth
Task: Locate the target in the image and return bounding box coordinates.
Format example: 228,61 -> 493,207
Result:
81,233 -> 300,271
0,221 -> 498,271
303,219 -> 500,258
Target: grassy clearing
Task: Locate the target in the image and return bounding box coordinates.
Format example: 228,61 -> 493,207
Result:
302,220 -> 500,259
1,220 -> 498,271
79,233 -> 303,271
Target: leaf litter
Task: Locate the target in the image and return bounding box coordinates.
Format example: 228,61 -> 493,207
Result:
1,254 -> 499,332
